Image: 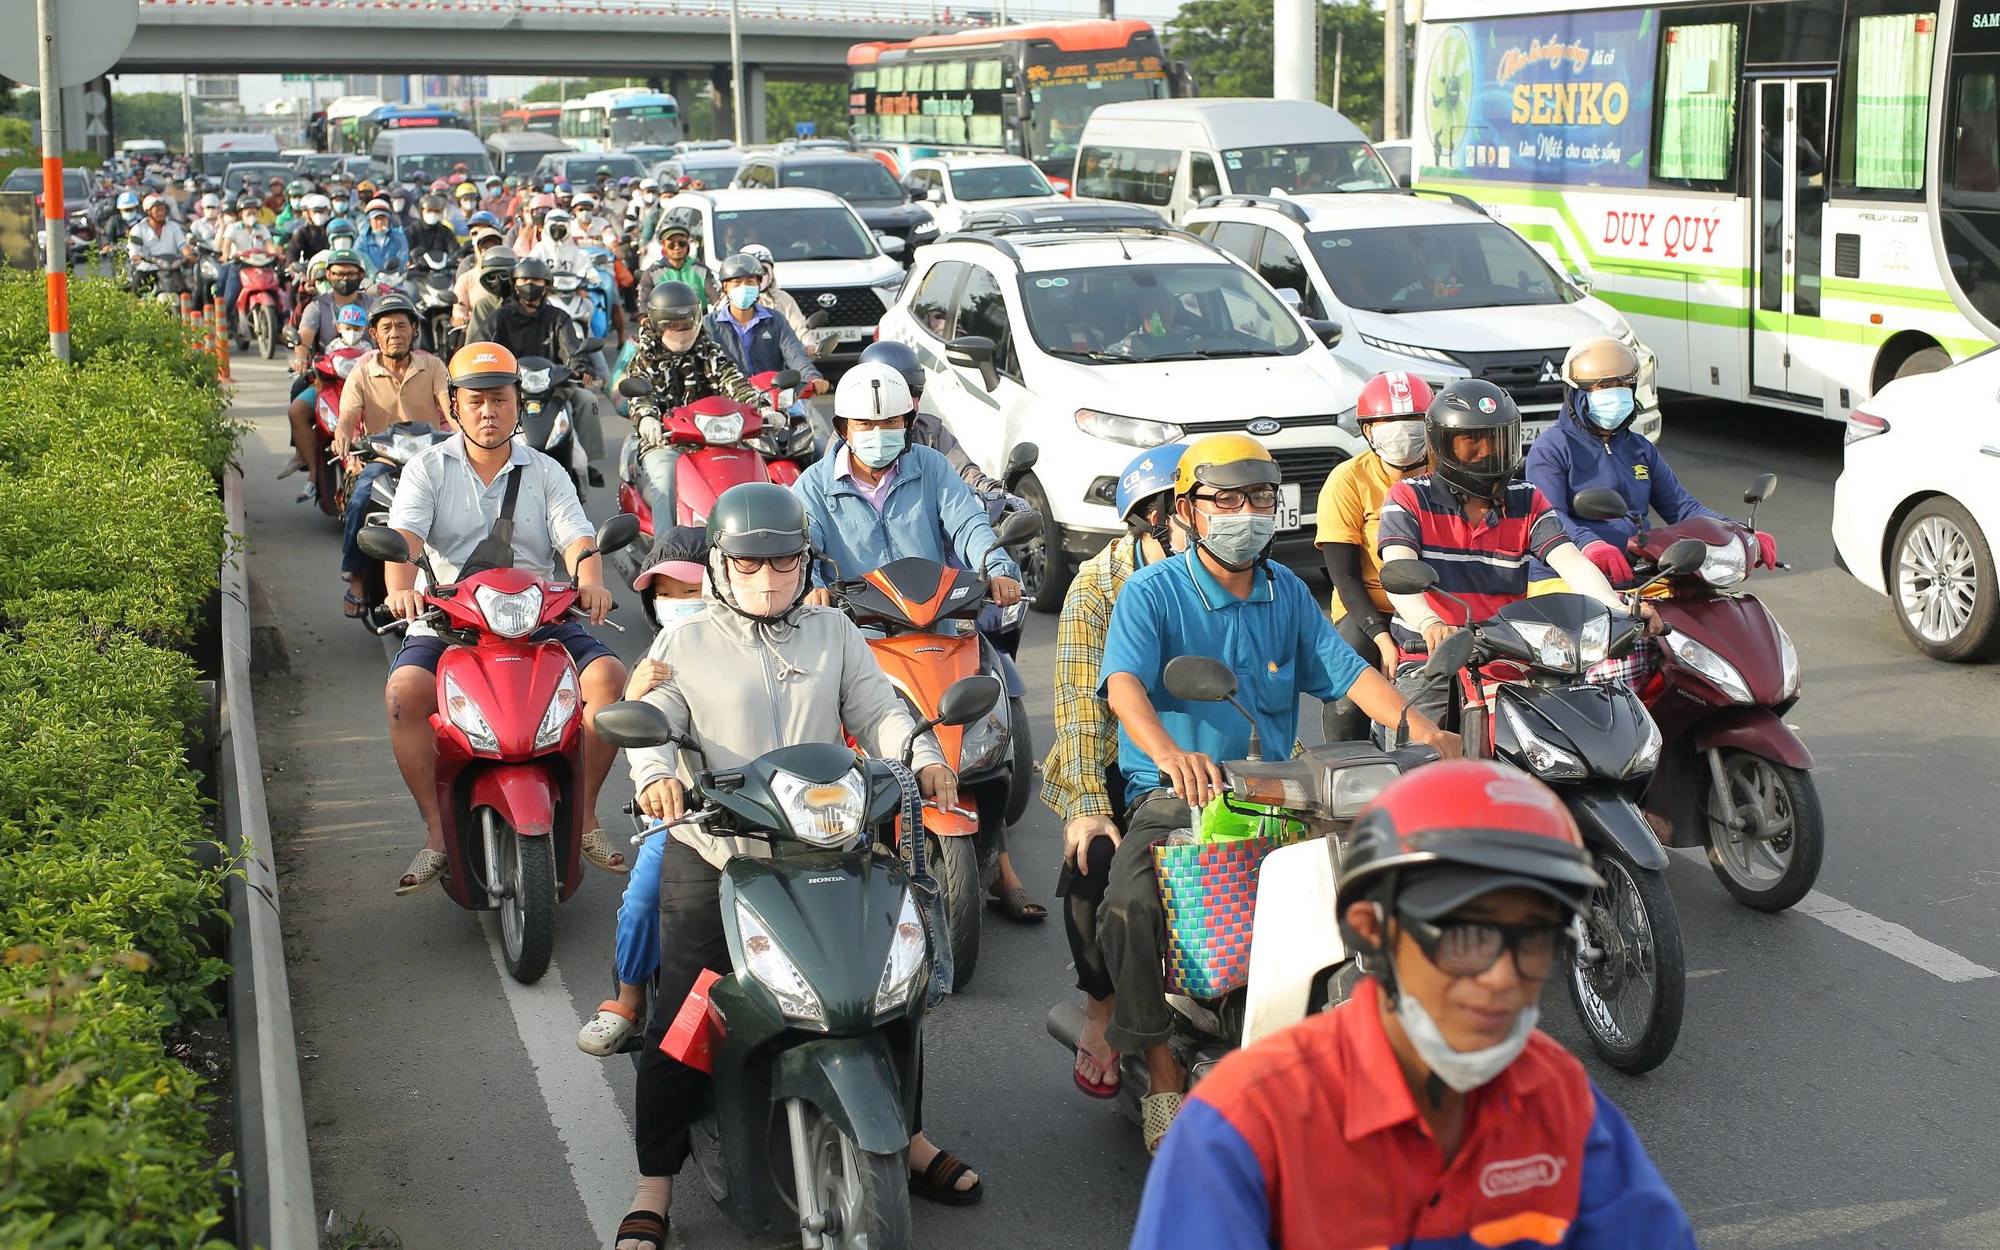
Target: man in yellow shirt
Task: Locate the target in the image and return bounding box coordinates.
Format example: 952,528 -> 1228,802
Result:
1314,372 -> 1434,740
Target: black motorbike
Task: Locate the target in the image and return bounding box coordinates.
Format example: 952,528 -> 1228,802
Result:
1378,542 -> 1704,1075
411,249 -> 458,353
592,673 -> 1002,1250
347,421 -> 452,651
516,350 -> 597,500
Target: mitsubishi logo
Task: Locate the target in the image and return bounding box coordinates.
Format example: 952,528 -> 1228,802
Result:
1538,357 -> 1562,384
817,292 -> 840,309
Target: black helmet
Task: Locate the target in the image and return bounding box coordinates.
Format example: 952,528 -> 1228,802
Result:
705,481 -> 809,560
418,193 -> 447,214
859,339 -> 923,397
1425,379 -> 1522,504
716,252 -> 764,284
478,245 -> 517,297
367,292 -> 419,327
647,280 -> 702,327
511,256 -> 552,282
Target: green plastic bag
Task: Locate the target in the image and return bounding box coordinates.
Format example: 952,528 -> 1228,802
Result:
1196,799 -> 1305,846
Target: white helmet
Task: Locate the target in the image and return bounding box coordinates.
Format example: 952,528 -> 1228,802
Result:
302,192 -> 331,212
743,242 -> 774,265
834,360 -> 913,422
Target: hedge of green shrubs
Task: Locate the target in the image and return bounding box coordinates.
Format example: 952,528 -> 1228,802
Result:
0,269 -> 240,1247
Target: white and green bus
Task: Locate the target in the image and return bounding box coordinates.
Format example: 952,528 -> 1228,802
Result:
1413,0 -> 1998,423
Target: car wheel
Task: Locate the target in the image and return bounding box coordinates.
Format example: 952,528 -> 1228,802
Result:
1892,497 -> 2000,661
1013,472 -> 1073,613
1894,347 -> 1952,380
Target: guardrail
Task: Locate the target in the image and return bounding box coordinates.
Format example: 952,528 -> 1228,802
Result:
219,470 -> 319,1250
138,0 -> 1166,29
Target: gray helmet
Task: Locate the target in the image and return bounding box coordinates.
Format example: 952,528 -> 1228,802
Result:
647,279 -> 701,327
511,255 -> 553,282
704,482 -> 812,621
717,252 -> 764,285
367,292 -> 419,327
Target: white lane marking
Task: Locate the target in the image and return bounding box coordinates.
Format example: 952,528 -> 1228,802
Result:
483,918 -> 637,1247
1795,891 -> 1999,983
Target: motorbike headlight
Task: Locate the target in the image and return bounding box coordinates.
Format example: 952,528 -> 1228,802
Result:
520,366 -> 550,395
1498,699 -> 1587,780
768,768 -> 866,848
1577,613 -> 1610,667
695,410 -> 744,446
1625,711 -> 1663,778
548,407 -> 573,449
1508,620 -> 1578,674
735,901 -> 825,1027
533,663 -> 579,751
958,709 -> 1008,773
443,672 -> 500,753
1777,621 -> 1800,701
873,890 -> 928,1018
1074,408 -> 1185,448
1663,630 -> 1753,704
1699,537 -> 1749,588
554,274 -> 582,291
1325,761 -> 1402,820
472,583 -> 544,639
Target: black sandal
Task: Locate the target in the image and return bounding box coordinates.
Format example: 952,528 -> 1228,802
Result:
613,1209 -> 666,1249
910,1149 -> 984,1206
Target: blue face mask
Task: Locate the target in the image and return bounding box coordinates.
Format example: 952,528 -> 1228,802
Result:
1585,386 -> 1635,430
728,285 -> 760,311
650,597 -> 705,628
849,427 -> 905,469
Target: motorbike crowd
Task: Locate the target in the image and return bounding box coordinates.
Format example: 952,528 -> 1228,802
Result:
144,141 -> 1823,1246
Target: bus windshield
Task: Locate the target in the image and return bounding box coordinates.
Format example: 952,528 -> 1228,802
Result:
1309,222 -> 1571,314
610,105 -> 680,149
1029,76 -> 1166,163
713,207 -> 877,261
1223,142 -> 1395,195
1021,262 -> 1307,362
950,163 -> 1055,200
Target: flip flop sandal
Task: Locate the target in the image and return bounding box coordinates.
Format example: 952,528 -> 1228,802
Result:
394,848 -> 448,897
985,884 -> 1048,924
612,1209 -> 666,1250
1141,1091 -> 1184,1156
909,1149 -> 983,1207
342,590 -> 369,619
581,828 -> 629,874
577,1000 -> 640,1057
1073,1046 -> 1120,1100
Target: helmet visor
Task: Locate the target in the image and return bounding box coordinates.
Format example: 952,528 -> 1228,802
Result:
714,527 -> 808,559
1437,423 -> 1521,484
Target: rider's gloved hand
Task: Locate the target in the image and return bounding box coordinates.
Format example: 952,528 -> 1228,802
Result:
639,415 -> 666,449
1754,531 -> 1779,569
1582,540 -> 1635,586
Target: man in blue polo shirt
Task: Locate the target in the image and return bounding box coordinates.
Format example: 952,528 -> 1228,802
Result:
1097,434 -> 1458,1154
709,251 -> 826,395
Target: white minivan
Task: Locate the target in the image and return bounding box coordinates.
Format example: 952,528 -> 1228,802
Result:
1071,98 -> 1397,225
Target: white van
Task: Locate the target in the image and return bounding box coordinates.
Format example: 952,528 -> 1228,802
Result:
199,133 -> 282,178
369,127 -> 493,185
1071,98 -> 1396,225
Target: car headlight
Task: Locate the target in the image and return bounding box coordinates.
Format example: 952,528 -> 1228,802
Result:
768,768 -> 866,848
696,409 -> 744,445
520,366 -> 550,394
1699,537 -> 1749,588
1625,712 -> 1663,778
1663,630 -> 1753,704
533,663 -> 579,751
1075,408 -> 1186,448
873,890 -> 928,1018
443,672 -> 500,753
911,220 -> 937,235
1509,619 -> 1578,673
473,583 -> 544,638
1358,334 -> 1459,366
1498,699 -> 1587,780
735,901 -> 824,1026
959,709 -> 1008,773
1777,620 -> 1800,701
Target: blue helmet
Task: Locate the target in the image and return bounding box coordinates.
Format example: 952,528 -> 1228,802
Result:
467,210 -> 500,230
1116,443 -> 1188,523
116,190 -> 140,211
326,216 -> 356,238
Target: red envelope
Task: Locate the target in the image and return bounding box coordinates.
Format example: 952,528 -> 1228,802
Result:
660,968 -> 724,1072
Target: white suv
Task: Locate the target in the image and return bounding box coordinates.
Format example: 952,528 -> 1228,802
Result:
901,155 -> 1071,235
876,223 -> 1368,610
1184,192 -> 1662,443
663,186 -> 906,362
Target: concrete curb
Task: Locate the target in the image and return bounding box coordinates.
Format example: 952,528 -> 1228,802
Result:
219,470 -> 319,1250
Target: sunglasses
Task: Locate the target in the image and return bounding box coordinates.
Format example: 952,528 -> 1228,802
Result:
1398,912 -> 1564,980
725,553 -> 803,575
663,236 -> 690,248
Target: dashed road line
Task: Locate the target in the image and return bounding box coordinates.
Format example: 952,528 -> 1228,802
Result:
1795,891 -> 1998,983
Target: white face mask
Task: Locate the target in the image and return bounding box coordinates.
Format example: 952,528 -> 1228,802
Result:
422,211 -> 442,225
730,562 -> 799,618
650,596 -> 705,628
1365,418 -> 1428,469
338,326 -> 367,346
1393,989 -> 1537,1094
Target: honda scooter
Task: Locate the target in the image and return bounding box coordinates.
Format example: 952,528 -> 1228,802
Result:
1572,478 -> 1823,913
234,251 -> 288,359
516,355 -> 590,499
410,249 -> 458,353
345,421 -> 453,652
306,343 -> 372,519
591,674 -> 1002,1250
357,514 -> 641,982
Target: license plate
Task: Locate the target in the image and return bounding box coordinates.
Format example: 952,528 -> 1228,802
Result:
834,325 -> 870,342
1521,420 -> 1552,444
1279,482 -> 1302,530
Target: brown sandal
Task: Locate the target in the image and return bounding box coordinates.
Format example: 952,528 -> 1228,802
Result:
909,1148 -> 983,1206
581,828 -> 629,874
986,883 -> 1047,924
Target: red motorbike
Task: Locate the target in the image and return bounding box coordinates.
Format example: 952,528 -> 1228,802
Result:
306,343 -> 371,518
1576,474 -> 1823,912
233,251 -> 289,360
357,514 -> 641,981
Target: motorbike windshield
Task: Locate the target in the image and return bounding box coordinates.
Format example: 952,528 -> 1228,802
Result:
1022,263 -> 1308,363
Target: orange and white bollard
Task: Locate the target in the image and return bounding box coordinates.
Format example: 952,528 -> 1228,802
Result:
209,304 -> 232,383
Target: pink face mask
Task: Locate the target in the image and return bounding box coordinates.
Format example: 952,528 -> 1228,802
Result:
730,563 -> 799,617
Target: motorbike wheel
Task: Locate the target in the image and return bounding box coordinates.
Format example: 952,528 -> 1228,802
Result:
491,811 -> 556,984
1564,844 -> 1684,1074
1003,695 -> 1034,827
928,832 -> 982,992
1013,473 -> 1072,613
796,1102 -> 911,1250
254,305 -> 277,359
1704,751 -> 1824,912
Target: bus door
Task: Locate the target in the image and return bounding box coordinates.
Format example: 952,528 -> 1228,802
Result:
1751,78 -> 1832,407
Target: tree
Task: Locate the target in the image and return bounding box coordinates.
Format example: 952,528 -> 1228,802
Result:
1165,0 -> 1396,137
522,76 -> 633,104
765,82 -> 849,141
114,93 -> 201,146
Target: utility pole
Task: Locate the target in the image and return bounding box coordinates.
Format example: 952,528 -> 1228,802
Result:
181,72 -> 194,156
728,0 -> 745,146
35,0 -> 67,361
1273,0 -> 1315,102
1382,0 -> 1404,140
1332,28 -> 1343,113
1099,0 -> 1114,16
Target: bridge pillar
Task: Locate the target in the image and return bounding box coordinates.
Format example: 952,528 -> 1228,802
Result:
744,64 -> 767,146
709,64 -> 733,142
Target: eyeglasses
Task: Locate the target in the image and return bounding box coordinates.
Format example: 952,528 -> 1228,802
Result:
1398,912 -> 1564,980
663,237 -> 690,248
1193,486 -> 1279,513
1588,377 -> 1638,391
724,552 -> 803,574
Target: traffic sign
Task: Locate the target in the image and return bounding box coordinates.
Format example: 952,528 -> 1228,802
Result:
0,0 -> 138,88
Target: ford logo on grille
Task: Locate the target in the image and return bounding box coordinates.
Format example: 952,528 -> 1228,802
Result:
816,292 -> 840,309
1246,418 -> 1281,436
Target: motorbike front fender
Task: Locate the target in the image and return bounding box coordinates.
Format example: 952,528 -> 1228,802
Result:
1693,707 -> 1814,771
770,1035 -> 911,1156
1567,789 -> 1668,871
468,762 -> 557,839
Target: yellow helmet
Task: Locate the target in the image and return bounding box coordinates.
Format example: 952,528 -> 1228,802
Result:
1174,433 -> 1281,496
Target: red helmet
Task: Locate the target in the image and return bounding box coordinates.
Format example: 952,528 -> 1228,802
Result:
1336,760 -> 1602,922
1355,371 -> 1435,424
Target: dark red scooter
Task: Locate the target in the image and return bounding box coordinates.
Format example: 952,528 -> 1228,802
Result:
233,251 -> 289,359
1577,474 -> 1824,912
357,514 -> 641,981
306,343 -> 371,519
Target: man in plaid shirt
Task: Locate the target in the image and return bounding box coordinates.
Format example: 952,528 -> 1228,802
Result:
1043,445 -> 1186,1105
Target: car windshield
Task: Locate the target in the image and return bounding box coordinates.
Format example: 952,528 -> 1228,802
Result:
714,207 -> 877,261
225,166 -> 290,195
949,164 -> 1055,201
780,161 -> 903,203
1020,262 -> 1307,363
1310,222 -> 1572,313
584,154 -> 645,180
1222,142 -> 1395,195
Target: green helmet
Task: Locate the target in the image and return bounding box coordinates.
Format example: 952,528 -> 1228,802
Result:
324,246 -> 365,272
705,482 -> 810,560
287,178 -> 310,196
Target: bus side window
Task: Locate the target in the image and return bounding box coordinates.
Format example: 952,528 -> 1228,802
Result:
1836,5 -> 1939,196
1653,20 -> 1742,189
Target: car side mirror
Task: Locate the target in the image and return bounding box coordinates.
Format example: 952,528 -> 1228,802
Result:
1004,440 -> 1039,477
1192,184 -> 1219,202
946,335 -> 1000,394
592,700 -> 680,749
1163,654 -> 1237,703
1275,287 -> 1303,309
1305,318 -> 1342,347
357,525 -> 411,564
1377,558 -> 1438,596
1571,488 -> 1630,521
926,186 -> 944,204
1744,473 -> 1776,505
877,233 -> 905,257
1660,537 -> 1707,576
1568,271 -> 1595,294
596,512 -> 642,555
618,375 -> 656,398
937,674 -> 1002,726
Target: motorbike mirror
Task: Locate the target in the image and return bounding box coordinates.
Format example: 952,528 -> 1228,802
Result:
1423,628 -> 1476,679
618,375 -> 656,398
773,368 -> 801,391
1744,473 -> 1776,505
1163,654 -> 1237,703
592,700 -> 681,749
1571,488 -> 1630,521
1376,558 -> 1438,596
438,288 -> 457,306
990,509 -> 1041,549
579,337 -> 607,356
357,525 -> 411,564
596,513 -> 642,555
937,674 -> 1003,727
804,310 -> 830,330
1004,441 -> 1039,477
1660,537 -> 1707,575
